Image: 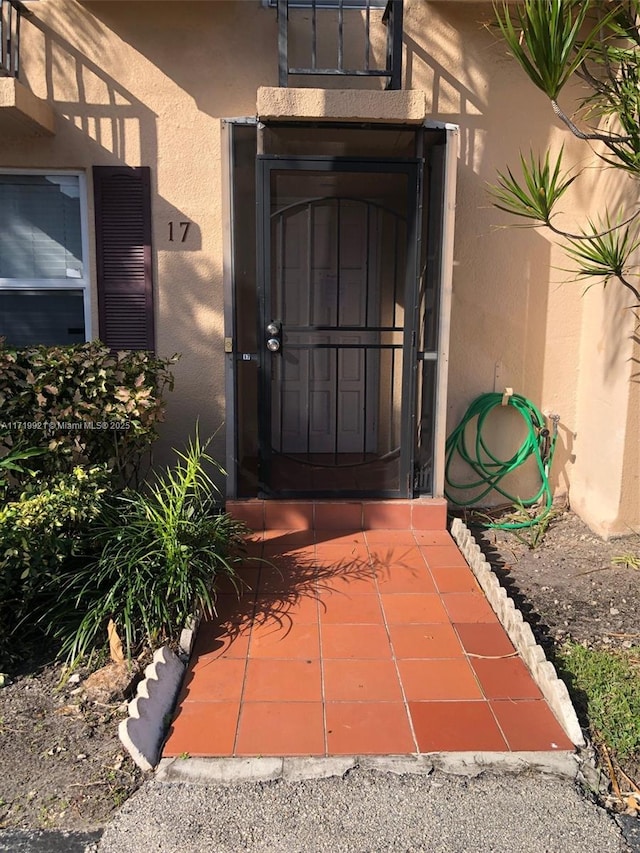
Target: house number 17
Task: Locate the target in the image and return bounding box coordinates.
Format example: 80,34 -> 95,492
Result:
168,221 -> 191,243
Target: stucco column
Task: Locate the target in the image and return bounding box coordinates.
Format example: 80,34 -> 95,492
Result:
569,286 -> 638,538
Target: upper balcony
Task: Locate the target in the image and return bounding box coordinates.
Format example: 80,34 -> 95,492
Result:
0,0 -> 27,78
276,0 -> 403,90
0,0 -> 55,135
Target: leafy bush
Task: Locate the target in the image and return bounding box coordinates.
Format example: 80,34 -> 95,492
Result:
49,434 -> 248,662
0,466 -> 109,667
0,342 -> 177,488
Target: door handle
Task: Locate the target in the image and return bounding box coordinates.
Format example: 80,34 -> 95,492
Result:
266,320 -> 281,352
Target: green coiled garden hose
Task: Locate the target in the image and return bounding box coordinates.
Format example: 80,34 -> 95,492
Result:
444,392 -> 558,530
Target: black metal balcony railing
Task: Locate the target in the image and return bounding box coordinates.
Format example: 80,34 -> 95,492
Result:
278,0 -> 403,90
0,0 -> 29,79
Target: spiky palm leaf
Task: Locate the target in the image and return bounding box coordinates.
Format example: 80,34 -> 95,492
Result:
580,57 -> 640,170
564,215 -> 640,288
494,0 -> 603,99
490,147 -> 577,223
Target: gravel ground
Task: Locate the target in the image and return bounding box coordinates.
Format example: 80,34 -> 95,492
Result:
97,769 -> 629,853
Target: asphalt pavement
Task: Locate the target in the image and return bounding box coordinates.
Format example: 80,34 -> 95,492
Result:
2,767 -> 636,853
0,829 -> 101,852
96,768 -> 631,853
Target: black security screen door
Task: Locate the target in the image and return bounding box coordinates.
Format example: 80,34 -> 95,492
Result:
257,157 -> 419,498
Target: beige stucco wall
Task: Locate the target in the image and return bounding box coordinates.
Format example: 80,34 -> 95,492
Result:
4,0 -> 282,469
1,0 -> 637,535
403,5 -> 582,451
402,1 -> 638,536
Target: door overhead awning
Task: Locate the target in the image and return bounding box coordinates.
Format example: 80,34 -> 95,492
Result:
0,0 -> 54,135
0,78 -> 55,135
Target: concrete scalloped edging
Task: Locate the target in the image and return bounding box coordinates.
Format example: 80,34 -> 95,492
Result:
179,612 -> 201,658
119,646 -> 185,772
117,606 -> 210,772
450,517 -> 585,748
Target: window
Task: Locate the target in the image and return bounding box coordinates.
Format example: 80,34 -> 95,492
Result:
0,172 -> 90,347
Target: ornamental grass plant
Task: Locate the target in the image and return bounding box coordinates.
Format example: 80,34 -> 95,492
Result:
49,432 -> 248,663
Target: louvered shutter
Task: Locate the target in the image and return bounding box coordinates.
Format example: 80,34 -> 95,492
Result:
93,166 -> 155,351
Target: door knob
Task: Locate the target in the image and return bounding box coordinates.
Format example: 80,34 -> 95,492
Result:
266,320 -> 281,352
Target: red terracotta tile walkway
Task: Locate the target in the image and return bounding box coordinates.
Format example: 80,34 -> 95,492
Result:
163,501 -> 574,758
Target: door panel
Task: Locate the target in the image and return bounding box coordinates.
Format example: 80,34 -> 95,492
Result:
258,159 -> 418,497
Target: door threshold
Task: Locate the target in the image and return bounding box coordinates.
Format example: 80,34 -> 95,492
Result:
226,498 -> 447,531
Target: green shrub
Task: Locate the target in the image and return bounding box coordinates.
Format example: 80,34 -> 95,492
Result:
0,466 -> 109,667
48,433 -> 248,662
0,342 -> 177,487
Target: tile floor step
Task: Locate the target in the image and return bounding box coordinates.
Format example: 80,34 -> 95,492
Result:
226,498 -> 447,532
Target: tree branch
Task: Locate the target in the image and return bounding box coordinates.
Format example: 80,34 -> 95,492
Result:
617,274 -> 640,302
550,99 -> 633,148
546,207 -> 640,241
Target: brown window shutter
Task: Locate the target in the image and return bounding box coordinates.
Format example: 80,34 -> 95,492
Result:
93,166 -> 155,351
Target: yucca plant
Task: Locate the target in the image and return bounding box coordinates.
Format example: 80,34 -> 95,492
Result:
491,146 -> 577,225
492,0 -> 640,305
565,214 -> 640,291
48,431 -> 248,662
490,150 -> 640,300
494,0 -> 596,100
